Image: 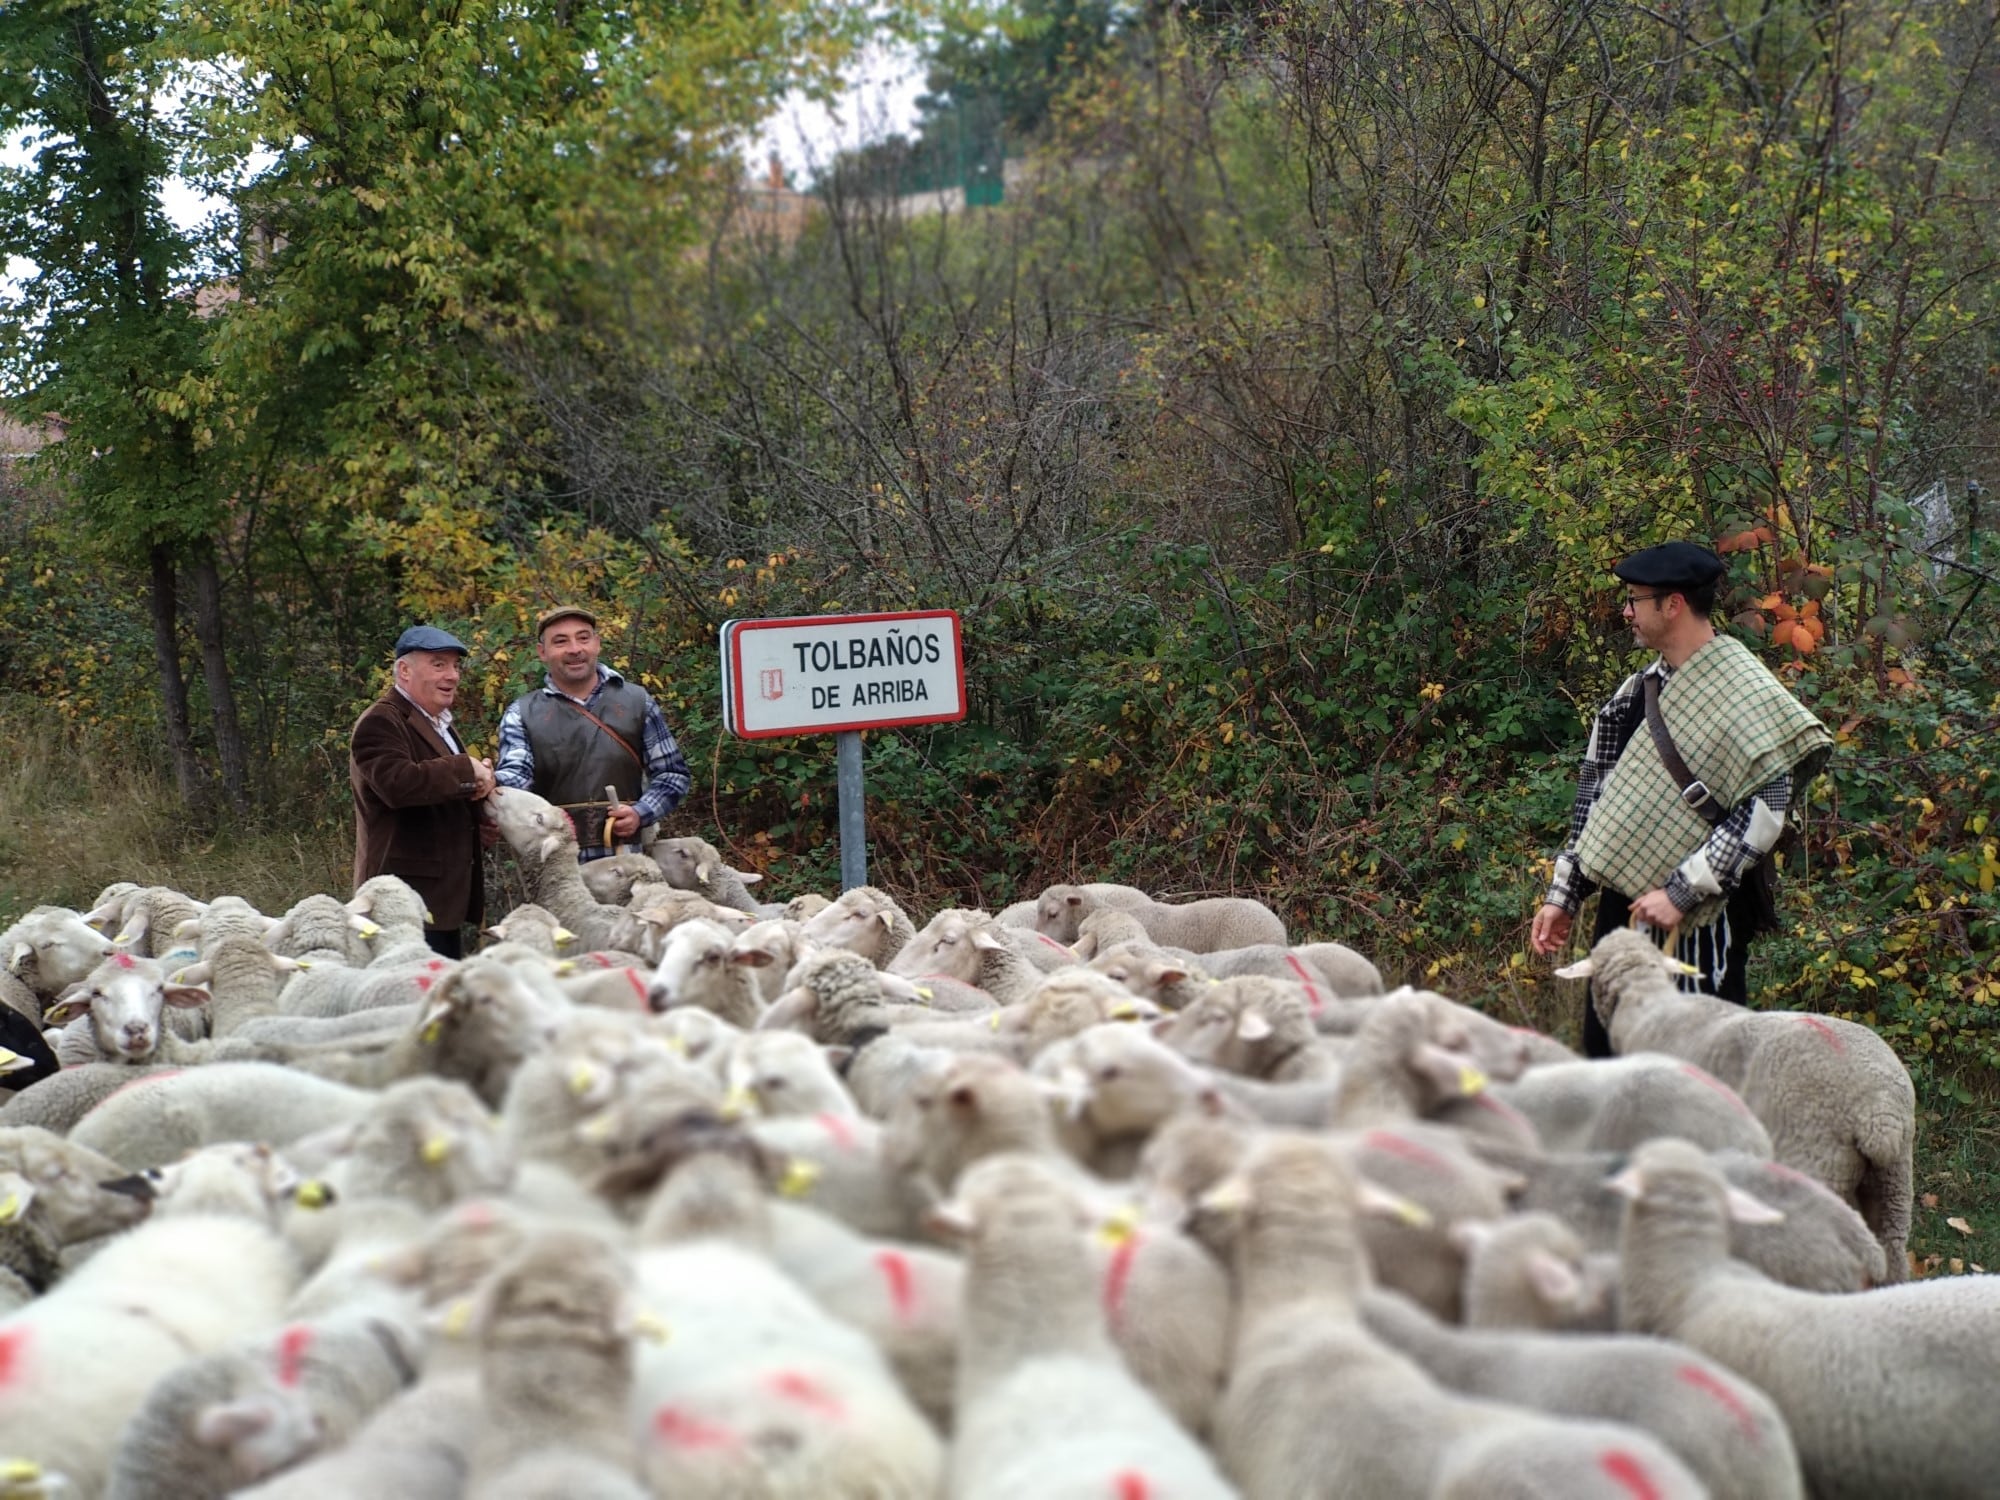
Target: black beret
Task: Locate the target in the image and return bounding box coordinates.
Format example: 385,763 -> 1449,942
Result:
1613,542 -> 1726,590
394,625 -> 470,658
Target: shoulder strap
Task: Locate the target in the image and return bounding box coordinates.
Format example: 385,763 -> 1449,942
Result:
1642,673 -> 1726,826
554,696 -> 643,770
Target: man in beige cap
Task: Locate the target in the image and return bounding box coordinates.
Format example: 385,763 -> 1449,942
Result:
493,606 -> 690,861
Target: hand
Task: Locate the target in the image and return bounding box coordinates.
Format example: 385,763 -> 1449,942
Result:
470,757 -> 497,800
608,805 -> 642,840
1629,888 -> 1684,932
1530,903 -> 1573,955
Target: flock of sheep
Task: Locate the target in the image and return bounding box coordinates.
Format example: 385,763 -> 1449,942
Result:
0,781 -> 1992,1498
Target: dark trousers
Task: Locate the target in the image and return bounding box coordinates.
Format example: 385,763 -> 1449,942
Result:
424,926 -> 465,959
0,1001 -> 61,1090
1582,880 -> 1756,1058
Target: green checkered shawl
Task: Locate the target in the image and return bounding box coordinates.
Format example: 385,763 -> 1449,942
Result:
1576,634 -> 1833,926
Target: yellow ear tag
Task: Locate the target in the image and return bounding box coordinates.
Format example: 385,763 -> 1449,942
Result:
421,1135 -> 452,1166
568,1062 -> 598,1097
424,909 -> 437,923
357,920 -> 382,940
295,959 -> 314,970
720,1086 -> 753,1120
1095,1204 -> 1140,1247
1457,1065 -> 1488,1096
1396,1199 -> 1436,1230
0,1192 -> 19,1223
579,1113 -> 615,1143
295,1181 -> 332,1209
987,1012 -> 1001,1032
633,1311 -> 671,1343
1,1459 -> 45,1483
915,986 -> 934,1002
442,1299 -> 473,1338
421,1020 -> 443,1045
778,1159 -> 822,1198
1109,1001 -> 1138,1020
663,1035 -> 689,1056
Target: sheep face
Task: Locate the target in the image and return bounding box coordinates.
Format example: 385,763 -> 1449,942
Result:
5,907 -> 117,995
0,1127 -> 151,1242
43,953 -> 207,1061
1089,944 -> 1193,1006
720,1031 -> 847,1118
193,1380 -> 330,1489
797,888 -> 904,962
1068,1024 -> 1213,1137
345,1078 -> 516,1207
888,909 -> 1004,985
647,919 -> 763,1024
106,1141 -> 305,1225
1033,885 -> 1090,945
652,837 -> 724,891
420,959 -> 572,1102
487,787 -> 576,863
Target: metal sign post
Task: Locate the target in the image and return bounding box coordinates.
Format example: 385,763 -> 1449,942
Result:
720,610 -> 967,892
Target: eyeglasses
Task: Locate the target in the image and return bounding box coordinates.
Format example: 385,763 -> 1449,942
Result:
1623,592 -> 1674,611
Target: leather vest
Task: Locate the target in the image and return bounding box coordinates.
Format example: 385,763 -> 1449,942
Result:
514,680 -> 649,808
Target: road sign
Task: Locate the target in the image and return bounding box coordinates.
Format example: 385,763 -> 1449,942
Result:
720,610 -> 966,740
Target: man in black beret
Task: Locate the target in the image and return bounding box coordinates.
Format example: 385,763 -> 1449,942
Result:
1530,543 -> 1833,1055
349,626 -> 498,957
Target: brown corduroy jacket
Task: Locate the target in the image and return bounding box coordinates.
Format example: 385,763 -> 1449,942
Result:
349,691 -> 487,931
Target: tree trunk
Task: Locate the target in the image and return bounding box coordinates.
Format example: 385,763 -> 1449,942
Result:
146,543 -> 205,808
189,541 -> 250,812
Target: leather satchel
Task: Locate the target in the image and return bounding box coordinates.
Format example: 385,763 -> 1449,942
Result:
1642,673 -> 1781,933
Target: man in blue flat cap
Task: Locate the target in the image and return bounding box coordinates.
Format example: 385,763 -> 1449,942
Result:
1530,543 -> 1833,1056
349,626 -> 499,957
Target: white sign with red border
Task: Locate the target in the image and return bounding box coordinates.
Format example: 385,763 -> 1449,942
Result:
720,610 -> 966,739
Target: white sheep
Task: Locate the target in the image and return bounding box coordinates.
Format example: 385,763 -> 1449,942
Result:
1036,880 -> 1288,952
0,1143 -> 304,1497
1456,1213 -> 1617,1332
2,906 -> 116,1007
1478,1139 -> 1889,1292
647,918 -> 767,1027
0,1170 -> 63,1313
1360,1287 -> 1804,1500
1614,1136 -> 2000,1499
728,920 -> 816,1010
261,893 -> 371,967
102,885 -> 207,958
1433,1052 -> 1773,1157
650,836 -> 771,915
1575,926 -> 1916,1278
934,1153 -> 1236,1498
42,951 -> 210,1065
1205,1131 -> 1706,1500
582,851 -> 678,907
1153,974 -> 1338,1082
101,1309 -> 423,1499
481,903 -> 578,956
719,1030 -> 856,1120
68,1062 -> 377,1170
795,885 -> 917,967
229,1371 -> 482,1499
887,907 -> 1053,1006
487,786 -> 654,952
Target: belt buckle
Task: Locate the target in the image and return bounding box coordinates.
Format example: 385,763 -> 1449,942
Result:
1679,780 -> 1712,808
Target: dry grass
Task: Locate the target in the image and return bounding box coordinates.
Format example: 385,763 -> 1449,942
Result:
0,701 -> 352,923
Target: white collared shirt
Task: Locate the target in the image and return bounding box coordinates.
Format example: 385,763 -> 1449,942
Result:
395,686 -> 461,752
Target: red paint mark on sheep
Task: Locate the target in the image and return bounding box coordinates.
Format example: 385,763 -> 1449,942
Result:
1678,1063 -> 1758,1119
1113,1471 -> 1152,1500
1473,1092 -> 1535,1133
427,960 -> 446,972
113,952 -> 136,969
1035,933 -> 1071,955
652,1406 -> 738,1450
623,968 -> 647,1006
765,1369 -> 846,1420
1761,1160 -> 1815,1187
875,1250 -> 917,1322
99,1068 -> 185,1105
1361,1129 -> 1451,1174
0,1327 -> 28,1388
456,1201 -> 498,1227
415,975 -> 434,992
1102,1233 -> 1140,1330
1797,1015 -> 1847,1053
1283,954 -> 1325,1015
591,953 -> 614,969
1675,1363 -> 1762,1442
275,1325 -> 313,1388
815,1112 -> 858,1152
1599,1450 -> 1665,1500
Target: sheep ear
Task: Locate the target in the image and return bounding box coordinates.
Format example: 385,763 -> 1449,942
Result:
1724,1184 -> 1786,1226
876,911 -> 898,933
1196,1173 -> 1252,1217
1603,1162 -> 1646,1201
946,1082 -> 981,1112
168,961 -> 213,986
1155,966 -> 1189,988
1448,1220 -> 1495,1256
730,948 -> 776,969
99,1170 -> 160,1201
1355,1179 -> 1434,1229
42,994 -> 92,1027
1525,1250 -> 1584,1307
1553,958 -> 1594,980
164,984 -> 211,1009
1412,1042 -> 1486,1098
821,1044 -> 853,1071
1065,893 -> 1084,908
272,955 -> 305,974
1236,1009 -> 1274,1041
7,940 -> 31,969
1148,1015 -> 1176,1039
695,858 -> 717,883
737,870 -> 763,886
924,1200 -> 976,1242
970,928 -> 1005,953
344,891 -> 375,915
0,1173 -> 37,1222
196,1398 -> 275,1448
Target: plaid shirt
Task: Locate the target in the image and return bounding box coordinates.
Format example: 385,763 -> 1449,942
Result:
1546,659 -> 1791,915
495,666 -> 691,862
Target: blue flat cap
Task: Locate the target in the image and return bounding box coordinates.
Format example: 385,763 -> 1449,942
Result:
394,625 -> 470,658
1613,542 -> 1726,589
